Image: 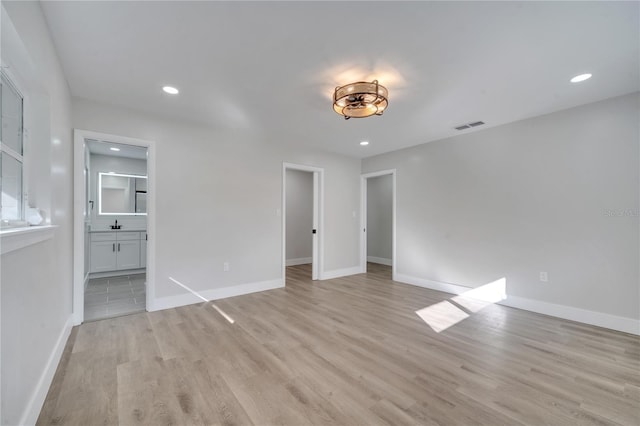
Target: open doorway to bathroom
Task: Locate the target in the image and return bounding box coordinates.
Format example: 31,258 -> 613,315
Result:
73,130 -> 155,324
83,139 -> 147,320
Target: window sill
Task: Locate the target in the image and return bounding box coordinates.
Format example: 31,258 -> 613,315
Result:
0,225 -> 57,255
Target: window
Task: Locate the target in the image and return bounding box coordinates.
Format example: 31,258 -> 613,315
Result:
0,72 -> 25,223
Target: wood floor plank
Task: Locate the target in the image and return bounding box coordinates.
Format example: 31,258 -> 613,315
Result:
37,263 -> 640,425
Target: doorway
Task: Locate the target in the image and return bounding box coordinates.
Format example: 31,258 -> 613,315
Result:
361,170 -> 396,279
73,130 -> 156,324
282,163 -> 324,283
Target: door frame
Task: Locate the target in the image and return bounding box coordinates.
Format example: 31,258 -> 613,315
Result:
360,169 -> 397,279
282,162 -> 324,281
73,129 -> 156,325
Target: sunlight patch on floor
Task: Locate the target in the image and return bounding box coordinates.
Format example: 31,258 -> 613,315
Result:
416,300 -> 469,333
451,278 -> 506,313
416,277 -> 506,333
211,303 -> 235,324
168,276 -> 235,323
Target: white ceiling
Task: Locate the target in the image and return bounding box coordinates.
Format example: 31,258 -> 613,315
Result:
86,139 -> 147,160
42,1 -> 639,159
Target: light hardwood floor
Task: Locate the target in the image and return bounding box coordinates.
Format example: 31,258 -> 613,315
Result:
38,263 -> 639,425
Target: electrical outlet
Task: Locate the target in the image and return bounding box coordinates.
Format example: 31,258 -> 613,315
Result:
539,271 -> 548,282
223,262 -> 230,272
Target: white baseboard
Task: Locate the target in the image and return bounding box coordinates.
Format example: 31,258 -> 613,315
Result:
286,257 -> 312,266
395,273 -> 470,295
88,268 -> 145,280
503,294 -> 640,336
152,278 -> 284,312
321,266 -> 361,280
19,315 -> 74,426
367,256 -> 392,266
395,273 -> 639,336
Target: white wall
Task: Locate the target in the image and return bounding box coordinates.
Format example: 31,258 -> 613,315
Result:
89,153 -> 147,231
362,93 -> 639,330
286,169 -> 313,264
367,174 -> 393,263
0,2 -> 74,425
72,98 -> 361,307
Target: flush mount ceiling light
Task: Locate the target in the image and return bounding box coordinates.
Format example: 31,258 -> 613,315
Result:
162,86 -> 179,94
109,147 -> 120,152
333,80 -> 388,120
360,141 -> 369,146
570,73 -> 592,83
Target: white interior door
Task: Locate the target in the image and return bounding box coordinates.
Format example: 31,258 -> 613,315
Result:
282,163 -> 324,282
312,171 -> 319,280
360,170 -> 397,279
362,180 -> 368,272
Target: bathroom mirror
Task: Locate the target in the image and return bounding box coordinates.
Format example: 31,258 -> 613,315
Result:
98,172 -> 147,215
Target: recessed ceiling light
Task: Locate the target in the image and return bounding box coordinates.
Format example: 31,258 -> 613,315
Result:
570,73 -> 592,83
110,147 -> 120,152
360,141 -> 369,146
162,86 -> 179,94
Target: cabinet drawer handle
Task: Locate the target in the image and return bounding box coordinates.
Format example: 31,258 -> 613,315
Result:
118,243 -> 121,252
112,243 -> 115,252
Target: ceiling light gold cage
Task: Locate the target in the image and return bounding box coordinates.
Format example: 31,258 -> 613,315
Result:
333,80 -> 388,120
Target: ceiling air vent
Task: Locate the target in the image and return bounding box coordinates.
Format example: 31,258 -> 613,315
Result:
455,121 -> 485,130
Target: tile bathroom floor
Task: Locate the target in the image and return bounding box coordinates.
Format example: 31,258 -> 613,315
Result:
84,273 -> 146,321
